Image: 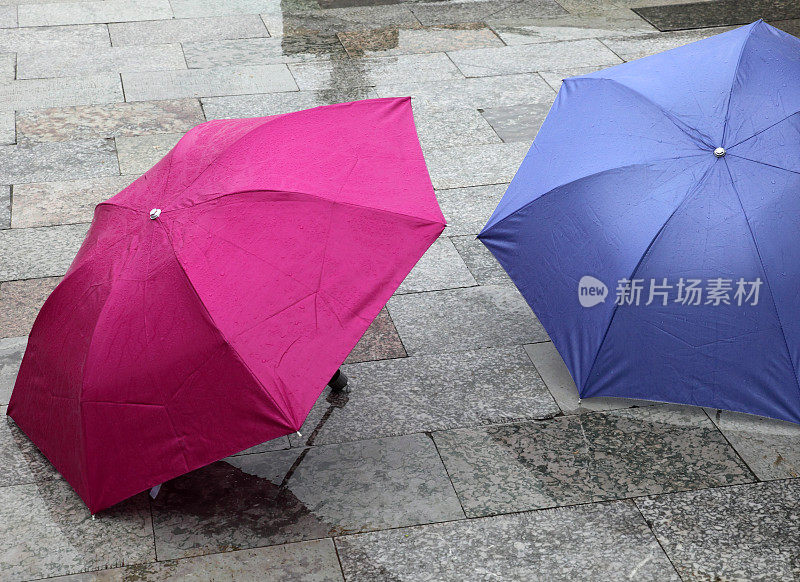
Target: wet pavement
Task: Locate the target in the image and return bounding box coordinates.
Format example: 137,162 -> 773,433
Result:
1,0 -> 799,580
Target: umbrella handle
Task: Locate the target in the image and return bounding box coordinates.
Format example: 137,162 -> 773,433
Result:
328,369 -> 349,393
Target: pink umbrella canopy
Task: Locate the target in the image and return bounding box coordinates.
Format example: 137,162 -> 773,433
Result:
8,97 -> 445,514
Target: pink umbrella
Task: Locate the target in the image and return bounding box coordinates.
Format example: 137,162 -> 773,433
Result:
8,97 -> 445,514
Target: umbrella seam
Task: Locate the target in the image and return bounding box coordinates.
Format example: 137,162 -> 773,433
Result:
722,159 -> 800,409
567,76 -> 716,149
159,98 -> 415,208
99,188 -> 445,229
168,213 -> 373,332
163,342 -> 237,405
156,220 -> 298,431
727,153 -> 800,176
164,117 -> 267,201
580,159 -> 717,396
720,20 -> 761,146
160,187 -> 445,227
480,155 -> 707,236
77,222 -> 149,511
726,109 -> 800,151
161,143 -> 177,200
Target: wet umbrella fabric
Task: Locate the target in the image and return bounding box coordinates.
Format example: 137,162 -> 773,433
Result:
8,97 -> 446,513
479,21 -> 800,424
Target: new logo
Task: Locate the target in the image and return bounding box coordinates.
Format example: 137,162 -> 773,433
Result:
578,276 -> 607,307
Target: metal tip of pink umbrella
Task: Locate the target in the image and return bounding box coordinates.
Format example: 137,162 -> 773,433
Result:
7,97 -> 445,514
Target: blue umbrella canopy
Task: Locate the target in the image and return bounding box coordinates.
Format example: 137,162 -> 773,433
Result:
479,20 -> 800,423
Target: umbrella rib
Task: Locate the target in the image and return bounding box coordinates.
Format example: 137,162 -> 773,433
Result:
161,99 -> 428,209
162,187 -> 444,227
175,215 -> 371,329
721,159 -> 800,406
166,116 -> 285,201
726,109 -> 800,151
156,221 -> 298,430
720,20 -> 761,146
571,76 -> 715,149
580,159 -> 717,395
76,240 -> 142,510
726,153 -> 800,176
161,144 -> 177,201
481,155 -> 707,235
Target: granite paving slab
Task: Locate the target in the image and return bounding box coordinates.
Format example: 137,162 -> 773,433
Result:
18,0 -> 173,27
261,5 -> 419,37
0,109 -> 13,145
0,184 -> 9,228
0,139 -> 117,184
706,408 -> 800,480
16,43 -> 186,79
375,72 -> 556,110
290,346 -> 558,448
524,341 -> 652,415
411,102 -> 501,153
425,142 -> 528,191
451,235 -> 513,286
201,87 -> 377,119
336,501 -> 679,581
0,74 -> 123,111
229,27 -> 349,59
228,435 -> 292,456
0,224 -> 87,282
0,336 -> 25,404
287,52 -> 463,91
0,51 -> 14,80
555,0 -> 640,16
338,24 -> 503,58
433,405 -> 754,517
475,0 -> 576,25
436,183 -> 506,236
633,0 -> 800,32
16,99 -> 204,143
410,0 -> 566,27
479,101 -> 554,142
1,406 -> 57,486
447,38 -> 622,77
122,64 -> 298,101
48,539 -> 345,581
0,5 -> 16,27
0,24 -> 110,53
11,175 -> 135,228
771,18 -> 800,36
0,482 -> 155,582
537,64 -> 609,90
387,284 -> 548,355
615,0 -> 717,5
345,306 -> 406,365
151,434 -> 464,560
395,237 -> 476,294
636,480 -> 800,581
108,14 -> 269,46
115,133 -> 182,175
171,0 -> 278,19
492,15 -> 656,46
0,277 -> 61,337
183,35 -> 346,69
598,27 -> 731,61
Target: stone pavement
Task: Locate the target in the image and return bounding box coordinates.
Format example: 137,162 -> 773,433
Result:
1,0 -> 799,580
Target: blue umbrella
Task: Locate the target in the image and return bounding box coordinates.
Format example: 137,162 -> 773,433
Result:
479,21 -> 800,423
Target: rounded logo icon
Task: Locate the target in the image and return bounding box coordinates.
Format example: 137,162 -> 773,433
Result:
578,276 -> 607,307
